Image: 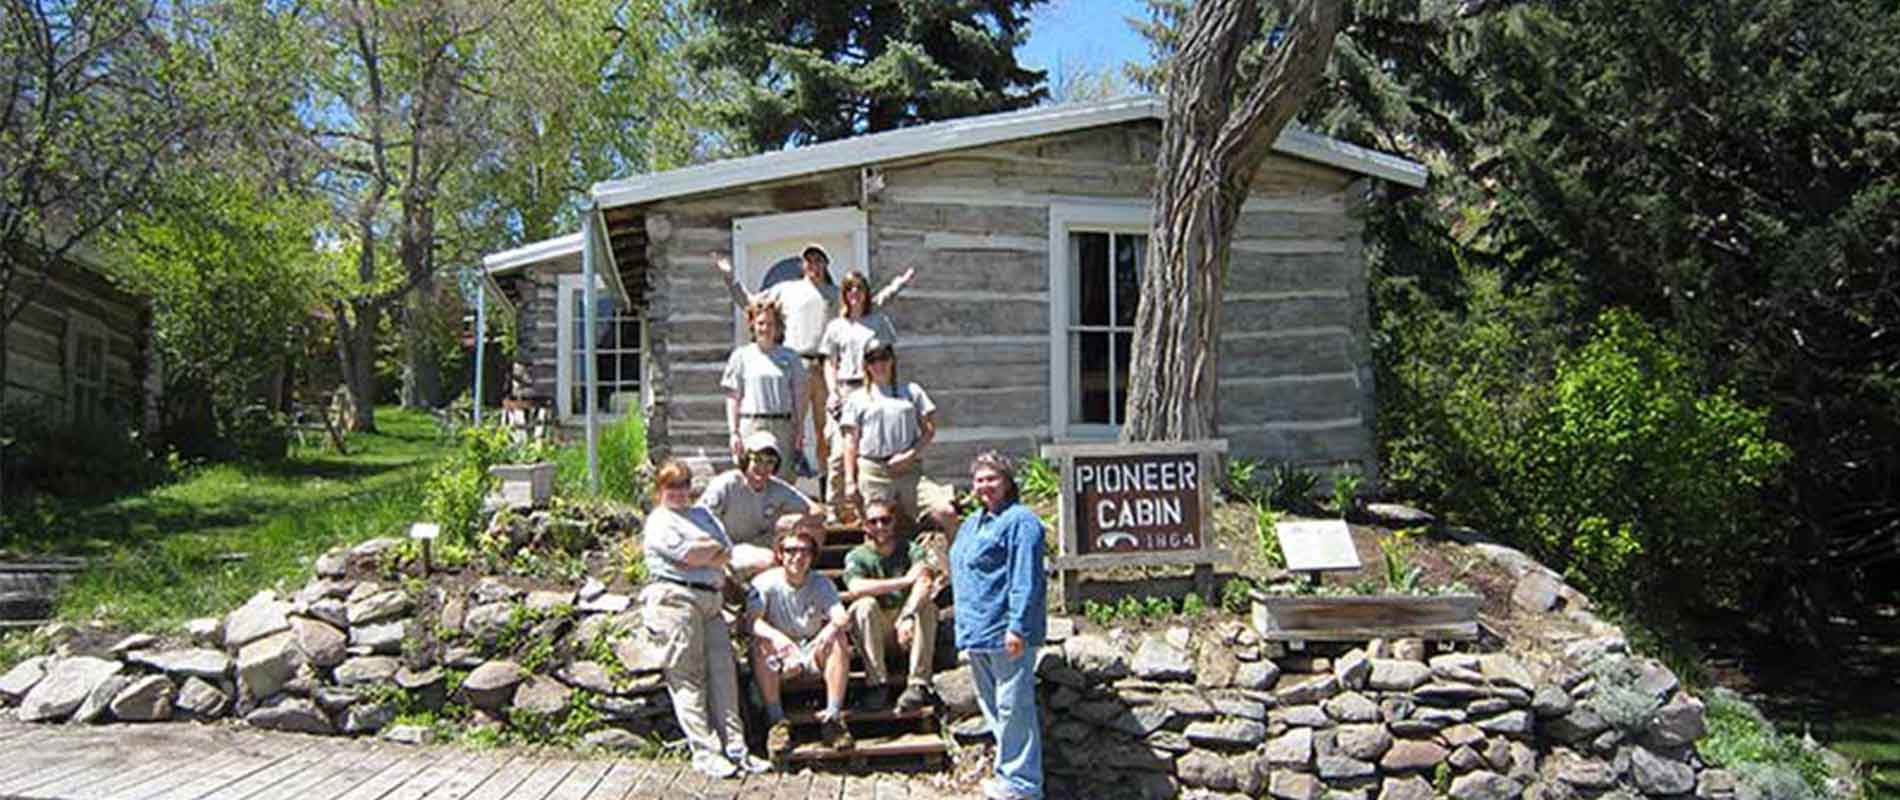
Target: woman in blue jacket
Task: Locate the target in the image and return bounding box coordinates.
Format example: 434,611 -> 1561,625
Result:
949,451 -> 1046,800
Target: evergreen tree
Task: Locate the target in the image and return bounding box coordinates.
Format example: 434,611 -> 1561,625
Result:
687,0 -> 1050,150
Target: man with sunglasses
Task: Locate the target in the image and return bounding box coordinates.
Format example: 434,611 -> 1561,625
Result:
841,498 -> 941,713
698,430 -> 822,578
747,523 -> 855,758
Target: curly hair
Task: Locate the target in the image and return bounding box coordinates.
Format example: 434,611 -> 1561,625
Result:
745,296 -> 786,344
970,450 -> 1020,506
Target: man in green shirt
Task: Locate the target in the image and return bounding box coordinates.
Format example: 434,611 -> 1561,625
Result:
842,498 -> 940,712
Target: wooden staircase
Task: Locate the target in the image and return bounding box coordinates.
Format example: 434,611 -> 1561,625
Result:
748,523 -> 952,772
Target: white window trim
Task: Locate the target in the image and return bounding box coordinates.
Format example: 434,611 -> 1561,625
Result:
730,206 -> 870,339
556,273 -> 646,422
64,310 -> 109,423
1048,201 -> 1153,441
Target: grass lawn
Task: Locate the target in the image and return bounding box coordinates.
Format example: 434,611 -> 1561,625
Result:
1824,717 -> 1900,799
1,407 -> 455,636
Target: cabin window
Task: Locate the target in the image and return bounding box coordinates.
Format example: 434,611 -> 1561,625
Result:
1067,231 -> 1146,427
556,274 -> 644,420
1049,202 -> 1153,440
65,316 -> 109,425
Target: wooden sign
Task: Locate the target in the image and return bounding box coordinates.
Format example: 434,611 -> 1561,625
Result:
1041,440 -> 1231,609
1276,519 -> 1361,573
1073,451 -> 1203,555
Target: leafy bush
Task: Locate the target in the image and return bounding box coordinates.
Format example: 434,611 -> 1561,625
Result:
224,405 -> 288,462
1267,463 -> 1319,514
1702,688 -> 1833,799
1,403 -> 158,500
1220,577 -> 1254,613
1379,300 -> 1790,610
422,424 -> 529,547
1018,456 -> 1060,503
1225,457 -> 1263,502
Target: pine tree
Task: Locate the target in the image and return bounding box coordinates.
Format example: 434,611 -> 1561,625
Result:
687,0 -> 1050,150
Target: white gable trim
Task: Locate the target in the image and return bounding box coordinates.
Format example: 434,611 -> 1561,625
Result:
590,96 -> 1427,211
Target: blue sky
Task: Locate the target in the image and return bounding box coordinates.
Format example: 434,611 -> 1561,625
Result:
1020,0 -> 1155,92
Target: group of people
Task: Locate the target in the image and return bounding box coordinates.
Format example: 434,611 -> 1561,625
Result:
636,244 -> 1048,800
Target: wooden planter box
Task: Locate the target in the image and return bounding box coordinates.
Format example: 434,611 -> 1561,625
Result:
1252,590 -> 1480,642
489,462 -> 556,507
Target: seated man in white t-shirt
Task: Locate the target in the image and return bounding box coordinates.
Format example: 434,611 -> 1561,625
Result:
747,525 -> 855,758
696,430 -> 823,577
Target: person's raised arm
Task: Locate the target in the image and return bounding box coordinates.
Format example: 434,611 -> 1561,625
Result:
712,252 -> 754,310
871,266 -> 916,307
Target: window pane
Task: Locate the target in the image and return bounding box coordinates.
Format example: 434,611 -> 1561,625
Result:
1072,232 -> 1109,326
1113,331 -> 1134,425
1071,331 -> 1112,424
1114,234 -> 1144,327
617,318 -> 641,353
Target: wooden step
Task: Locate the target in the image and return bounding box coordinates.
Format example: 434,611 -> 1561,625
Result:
785,706 -> 935,725
784,731 -> 948,764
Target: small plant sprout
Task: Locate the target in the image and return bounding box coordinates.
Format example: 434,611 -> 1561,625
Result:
1253,500 -> 1285,570
1379,531 -> 1425,595
1331,467 -> 1363,518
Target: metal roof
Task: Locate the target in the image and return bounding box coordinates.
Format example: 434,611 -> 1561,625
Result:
590,95 -> 1428,210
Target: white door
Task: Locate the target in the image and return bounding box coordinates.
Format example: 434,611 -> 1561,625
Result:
731,207 -> 870,472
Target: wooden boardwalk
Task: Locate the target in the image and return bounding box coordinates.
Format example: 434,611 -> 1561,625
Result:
0,721 -> 966,800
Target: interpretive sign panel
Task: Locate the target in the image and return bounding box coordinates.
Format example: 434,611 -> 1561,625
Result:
1040,440 -> 1231,609
1276,519 -> 1361,573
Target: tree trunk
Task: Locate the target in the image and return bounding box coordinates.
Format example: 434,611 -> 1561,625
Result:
0,323 -> 10,501
1122,0 -> 1343,442
334,300 -> 379,433
400,277 -> 444,410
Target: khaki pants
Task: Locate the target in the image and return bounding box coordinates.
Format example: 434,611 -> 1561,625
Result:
737,415 -> 797,483
849,596 -> 937,688
642,582 -> 746,760
859,459 -> 955,537
805,358 -> 828,484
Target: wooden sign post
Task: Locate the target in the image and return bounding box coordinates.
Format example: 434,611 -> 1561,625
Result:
1040,439 -> 1232,611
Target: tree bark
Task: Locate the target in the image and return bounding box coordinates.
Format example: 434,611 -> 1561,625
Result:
1122,0 -> 1343,442
335,300 -> 379,433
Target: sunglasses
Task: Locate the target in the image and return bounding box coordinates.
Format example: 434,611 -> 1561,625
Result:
866,351 -> 894,363
864,515 -> 896,527
749,452 -> 780,466
781,545 -> 813,556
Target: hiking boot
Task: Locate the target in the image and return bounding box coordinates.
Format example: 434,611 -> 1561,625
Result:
896,682 -> 933,713
767,719 -> 794,758
819,716 -> 855,750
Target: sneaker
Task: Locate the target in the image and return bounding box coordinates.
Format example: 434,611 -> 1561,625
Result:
895,682 -> 933,713
767,719 -> 794,758
854,685 -> 892,712
730,752 -> 773,775
691,751 -> 738,779
819,716 -> 855,750
982,777 -> 1036,799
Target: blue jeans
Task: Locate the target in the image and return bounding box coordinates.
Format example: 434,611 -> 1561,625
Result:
969,649 -> 1043,798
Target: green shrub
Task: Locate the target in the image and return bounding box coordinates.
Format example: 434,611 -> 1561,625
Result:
1267,463 -> 1319,514
1220,577 -> 1254,613
2,403 -> 158,500
1225,457 -> 1263,502
1018,456 -> 1060,503
1379,533 -> 1425,595
1378,297 -> 1789,610
422,424 -> 524,547
555,412 -> 647,503
1179,592 -> 1205,616
1702,688 -> 1833,798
